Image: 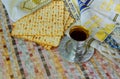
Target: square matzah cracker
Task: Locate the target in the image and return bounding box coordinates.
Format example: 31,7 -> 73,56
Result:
15,11 -> 75,49
16,16 -> 74,48
64,10 -> 70,25
12,2 -> 75,50
15,11 -> 69,46
64,16 -> 75,31
12,1 -> 64,36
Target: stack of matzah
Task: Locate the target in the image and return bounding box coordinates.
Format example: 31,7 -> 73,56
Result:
11,1 -> 74,50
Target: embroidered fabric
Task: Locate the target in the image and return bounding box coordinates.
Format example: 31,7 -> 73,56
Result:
105,25 -> 120,50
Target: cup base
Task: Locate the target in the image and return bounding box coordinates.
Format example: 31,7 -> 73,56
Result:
58,36 -> 95,63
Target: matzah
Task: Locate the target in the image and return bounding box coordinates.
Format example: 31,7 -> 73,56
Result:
11,1 -> 75,50
41,44 -> 52,50
34,16 -> 74,47
64,16 -> 75,31
16,35 -> 61,47
64,11 -> 70,25
16,15 -> 74,49
12,1 -> 64,36
14,10 -> 71,47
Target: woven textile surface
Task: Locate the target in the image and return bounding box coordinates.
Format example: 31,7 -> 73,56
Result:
0,1 -> 120,79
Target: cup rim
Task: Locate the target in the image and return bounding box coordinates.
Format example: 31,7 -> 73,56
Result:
69,26 -> 89,42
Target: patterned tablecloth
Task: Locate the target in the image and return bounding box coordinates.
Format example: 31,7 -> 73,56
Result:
0,1 -> 120,79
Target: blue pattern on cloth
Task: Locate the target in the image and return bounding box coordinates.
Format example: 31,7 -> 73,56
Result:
105,35 -> 120,50
77,0 -> 90,12
83,0 -> 94,6
84,0 -> 91,5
